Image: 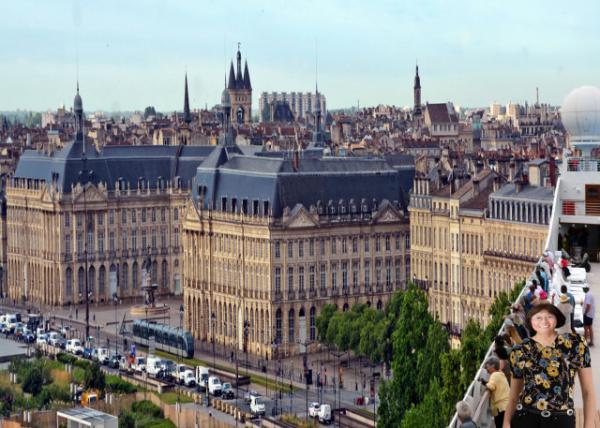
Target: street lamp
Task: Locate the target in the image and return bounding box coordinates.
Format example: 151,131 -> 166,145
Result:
331,349 -> 346,427
177,304 -> 184,427
78,169 -> 92,340
243,320 -> 250,376
112,293 -> 118,356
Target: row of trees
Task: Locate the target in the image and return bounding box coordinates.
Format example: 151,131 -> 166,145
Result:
316,281 -> 523,427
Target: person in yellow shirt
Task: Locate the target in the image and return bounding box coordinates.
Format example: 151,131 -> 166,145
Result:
480,356 -> 510,428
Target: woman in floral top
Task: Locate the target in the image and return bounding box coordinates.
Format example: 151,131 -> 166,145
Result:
504,303 -> 596,428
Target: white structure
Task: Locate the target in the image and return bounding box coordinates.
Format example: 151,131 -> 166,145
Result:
57,408 -> 118,428
259,91 -> 326,120
561,85 -> 600,157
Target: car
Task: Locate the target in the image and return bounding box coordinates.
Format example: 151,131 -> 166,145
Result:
175,364 -> 196,387
318,404 -> 332,424
92,347 -> 110,364
132,357 -> 146,373
221,383 -> 235,400
66,339 -> 84,355
83,347 -> 94,359
107,354 -> 125,370
146,355 -> 164,377
195,366 -> 209,391
47,332 -> 65,347
208,376 -> 222,396
36,333 -> 49,345
249,394 -> 266,416
60,325 -> 71,337
308,402 -> 320,418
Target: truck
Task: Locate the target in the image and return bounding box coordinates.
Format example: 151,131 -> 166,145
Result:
175,364 -> 196,387
146,355 -> 163,377
195,366 -> 210,391
318,404 -> 332,424
249,394 -> 266,416
66,339 -> 84,355
208,375 -> 222,396
308,402 -> 320,418
92,347 -> 110,364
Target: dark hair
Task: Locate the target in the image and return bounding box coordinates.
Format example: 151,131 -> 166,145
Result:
526,303 -> 566,334
531,279 -> 538,285
560,285 -> 567,293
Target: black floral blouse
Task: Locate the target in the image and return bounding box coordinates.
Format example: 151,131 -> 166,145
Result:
509,333 -> 591,411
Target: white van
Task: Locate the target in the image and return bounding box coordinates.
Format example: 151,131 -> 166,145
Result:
208,375 -> 222,396
318,404 -> 332,424
66,339 -> 84,355
92,347 -> 110,364
250,394 -> 266,416
195,366 -> 210,390
146,355 -> 163,377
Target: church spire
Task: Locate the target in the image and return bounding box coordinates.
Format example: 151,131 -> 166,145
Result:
413,62 -> 422,115
228,61 -> 236,89
183,72 -> 191,124
236,42 -> 243,85
243,59 -> 251,90
73,82 -> 85,152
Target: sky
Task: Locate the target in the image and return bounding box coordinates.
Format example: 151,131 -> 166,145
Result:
1,0 -> 599,112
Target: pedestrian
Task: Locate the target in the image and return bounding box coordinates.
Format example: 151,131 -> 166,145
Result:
536,266 -> 548,293
505,303 -> 595,427
455,401 -> 478,428
480,356 -> 509,428
493,336 -> 511,380
556,293 -> 574,335
508,304 -> 528,340
523,283 -> 537,313
583,286 -> 595,346
559,285 -> 576,333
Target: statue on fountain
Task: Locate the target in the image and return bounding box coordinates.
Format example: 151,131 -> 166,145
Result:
141,249 -> 156,307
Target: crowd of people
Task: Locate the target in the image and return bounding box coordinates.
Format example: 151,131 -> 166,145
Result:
456,250 -> 597,428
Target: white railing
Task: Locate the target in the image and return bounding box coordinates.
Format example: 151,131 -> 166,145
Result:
447,177 -> 561,427
566,157 -> 600,172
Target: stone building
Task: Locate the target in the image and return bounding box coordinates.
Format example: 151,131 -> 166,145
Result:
182,131 -> 412,358
409,161 -> 553,332
227,46 -> 252,125
5,88 -> 213,305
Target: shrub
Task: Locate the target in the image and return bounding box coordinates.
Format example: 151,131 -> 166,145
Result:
56,353 -> 77,365
106,375 -> 137,394
131,400 -> 162,419
83,362 -> 105,393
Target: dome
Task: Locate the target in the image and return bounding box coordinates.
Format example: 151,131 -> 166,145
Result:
561,86 -> 600,142
221,88 -> 231,108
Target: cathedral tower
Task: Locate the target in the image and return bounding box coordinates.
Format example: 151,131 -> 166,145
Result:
227,44 -> 252,125
413,64 -> 422,115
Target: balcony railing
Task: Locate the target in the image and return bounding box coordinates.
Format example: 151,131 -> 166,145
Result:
561,199 -> 600,216
566,157 -> 600,172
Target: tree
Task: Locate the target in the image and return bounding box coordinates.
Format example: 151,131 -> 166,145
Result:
459,320 -> 487,393
440,349 -> 462,421
143,106 -> 157,119
22,366 -> 44,395
415,321 -> 449,400
118,412 -> 135,428
0,386 -> 14,416
84,362 -> 106,393
400,379 -> 446,428
378,284 -> 433,426
316,304 -> 336,342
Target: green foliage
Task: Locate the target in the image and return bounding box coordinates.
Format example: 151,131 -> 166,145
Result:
143,106 -> 157,119
106,375 -> 137,394
122,400 -> 176,428
84,362 -> 106,393
56,353 -> 78,365
400,379 -> 446,428
118,412 -> 135,428
22,366 -> 44,395
439,350 -> 462,421
415,322 -> 449,400
0,386 -> 15,417
131,400 -> 163,418
459,320 -> 488,394
316,304 -> 336,342
484,280 -> 525,341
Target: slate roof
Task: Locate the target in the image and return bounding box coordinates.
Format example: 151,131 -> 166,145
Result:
14,141 -> 213,193
193,151 -> 412,218
490,183 -> 554,202
426,103 -> 459,123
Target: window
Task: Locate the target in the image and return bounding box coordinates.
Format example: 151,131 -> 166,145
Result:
131,209 -> 136,223
288,309 -> 295,343
331,239 -> 337,255
364,236 -> 370,252
331,263 -> 337,289
109,231 -> 115,251
98,212 -> 104,226
161,260 -> 168,288
132,230 -> 137,249
160,228 -> 166,249
309,239 -> 314,256
385,235 -> 391,251
298,241 -> 304,258
405,234 -> 410,250
152,208 -> 157,222
385,259 -> 392,286
375,236 -> 381,252
98,231 -> 104,253
98,266 -> 105,297
76,232 -> 83,255
395,258 -> 402,284
352,238 -> 358,253
121,263 -> 129,290
342,238 -> 347,254
287,267 -> 294,291
364,261 -> 371,288
320,263 -> 326,288
109,209 -> 114,225
65,234 -> 71,255
77,213 -> 83,227
320,239 -> 325,256
395,234 -> 400,250
141,208 -> 146,223
132,262 -> 138,289
309,307 -> 316,341
275,309 -> 282,344
174,228 -> 179,247
161,208 -> 166,222
65,213 -> 71,227
341,262 -> 348,289
275,241 -> 280,258
174,208 -> 179,221
352,262 -> 359,288
309,265 -> 315,290
299,267 -> 305,291
152,228 -> 157,249
275,267 -> 281,294
287,241 -> 293,258
142,229 -> 147,250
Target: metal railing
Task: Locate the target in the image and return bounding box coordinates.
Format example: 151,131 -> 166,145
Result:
448,176 -> 561,427
566,157 -> 600,172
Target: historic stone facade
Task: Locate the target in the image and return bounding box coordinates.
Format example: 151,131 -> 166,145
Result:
183,147 -> 411,358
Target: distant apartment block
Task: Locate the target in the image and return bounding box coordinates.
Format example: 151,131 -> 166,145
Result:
259,92 -> 326,122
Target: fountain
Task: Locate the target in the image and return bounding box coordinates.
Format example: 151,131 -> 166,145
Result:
130,251 -> 169,317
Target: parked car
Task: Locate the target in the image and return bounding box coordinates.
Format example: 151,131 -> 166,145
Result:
308,402 -> 320,418
249,394 -> 266,416
221,383 -> 235,400
36,333 -> 49,345
60,325 -> 71,337
146,355 -> 163,377
132,357 -> 146,373
208,376 -> 222,396
47,332 -> 64,347
107,354 -> 125,370
92,347 -> 110,364
66,339 -> 84,355
175,364 -> 196,387
318,404 -> 332,424
244,390 -> 260,404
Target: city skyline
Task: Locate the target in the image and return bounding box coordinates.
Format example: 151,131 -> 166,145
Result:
1,0 -> 600,111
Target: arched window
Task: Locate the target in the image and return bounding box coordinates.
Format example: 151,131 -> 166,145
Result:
88,266 -> 96,300
309,307 -> 316,341
98,266 -> 106,298
132,262 -> 138,289
152,261 -> 158,284
78,267 -> 85,298
288,309 -> 295,344
161,260 -> 168,289
65,268 -> 73,300
275,308 -> 282,344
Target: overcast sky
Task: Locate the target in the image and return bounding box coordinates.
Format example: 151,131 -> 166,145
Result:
1,0 -> 599,112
